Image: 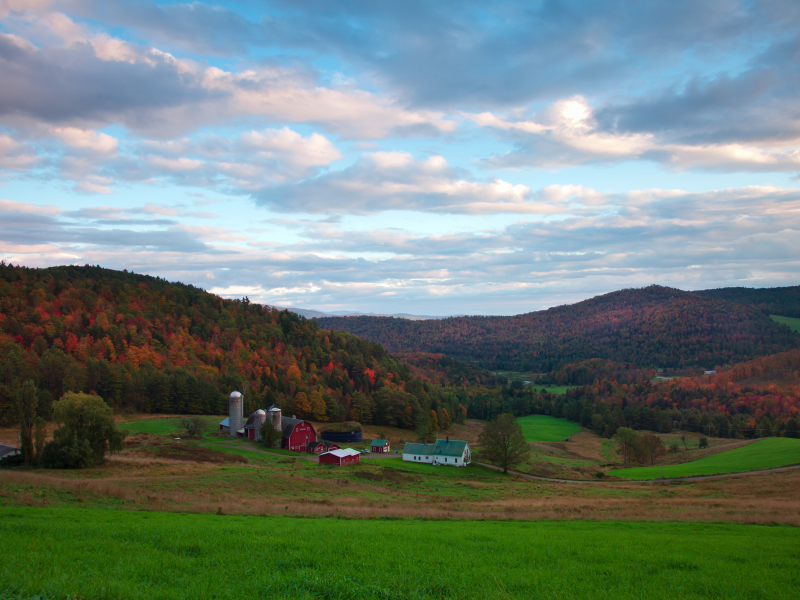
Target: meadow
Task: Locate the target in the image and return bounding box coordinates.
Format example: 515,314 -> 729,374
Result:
611,437 -> 800,479
118,416 -> 222,436
771,314 -> 800,332
516,414 -> 581,442
1,507 -> 798,600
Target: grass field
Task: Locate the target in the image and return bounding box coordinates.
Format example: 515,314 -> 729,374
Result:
1,507 -> 798,600
517,414 -> 580,442
535,385 -> 580,394
119,416 -> 221,435
771,314 -> 800,333
377,456 -> 504,478
611,437 -> 800,479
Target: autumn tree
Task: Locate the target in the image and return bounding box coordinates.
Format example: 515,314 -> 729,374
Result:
637,433 -> 666,465
477,413 -> 530,474
294,392 -> 312,418
309,390 -> 327,421
615,427 -> 638,466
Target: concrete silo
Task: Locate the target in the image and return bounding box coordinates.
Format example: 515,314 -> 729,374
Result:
229,391 -> 243,437
269,407 -> 282,431
253,409 -> 266,441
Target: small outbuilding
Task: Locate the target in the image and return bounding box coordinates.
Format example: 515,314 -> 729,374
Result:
305,440 -> 340,454
219,417 -> 230,433
370,438 -> 390,453
319,448 -> 360,466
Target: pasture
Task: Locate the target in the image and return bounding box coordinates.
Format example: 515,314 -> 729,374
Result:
771,314 -> 800,332
516,414 -> 580,442
611,437 -> 800,479
119,416 -> 221,435
1,507 -> 798,600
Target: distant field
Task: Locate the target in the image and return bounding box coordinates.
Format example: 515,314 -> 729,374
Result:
119,416 -> 221,435
771,314 -> 800,333
536,385 -> 581,394
611,437 -> 800,479
1,507 -> 798,600
517,415 -> 580,442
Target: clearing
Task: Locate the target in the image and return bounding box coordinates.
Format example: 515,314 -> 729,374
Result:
517,414 -> 581,442
611,437 -> 800,479
771,314 -> 800,332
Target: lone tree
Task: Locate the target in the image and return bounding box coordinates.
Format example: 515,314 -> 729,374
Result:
614,427 -> 638,466
15,380 -> 38,466
477,413 -> 531,474
180,416 -> 205,437
259,420 -> 282,449
41,393 -> 127,469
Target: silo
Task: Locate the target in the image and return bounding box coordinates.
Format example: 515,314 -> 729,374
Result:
269,407 -> 282,431
253,409 -> 266,441
229,391 -> 243,437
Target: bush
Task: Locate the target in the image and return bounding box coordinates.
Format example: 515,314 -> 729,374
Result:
41,437 -> 94,469
699,436 -> 709,449
669,442 -> 680,453
595,471 -> 606,479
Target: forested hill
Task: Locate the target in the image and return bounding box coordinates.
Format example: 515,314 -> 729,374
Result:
0,264 -> 468,429
691,285 -> 800,318
316,286 -> 800,372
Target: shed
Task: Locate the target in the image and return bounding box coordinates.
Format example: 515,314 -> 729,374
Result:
219,417 -> 230,432
0,444 -> 21,459
305,440 -> 340,454
370,438 -> 390,453
319,448 -> 360,466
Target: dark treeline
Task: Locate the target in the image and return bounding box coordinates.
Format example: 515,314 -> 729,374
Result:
317,286 -> 799,371
692,285 -> 800,318
0,264 -> 470,431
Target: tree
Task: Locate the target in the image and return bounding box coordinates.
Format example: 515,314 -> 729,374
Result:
415,411 -> 433,443
477,413 -> 530,474
698,435 -> 709,449
638,433 -> 666,465
15,380 -> 38,466
180,416 -> 205,437
259,420 -> 282,449
33,417 -> 46,467
614,427 -> 638,466
294,392 -> 312,418
41,392 -> 126,468
309,390 -> 328,421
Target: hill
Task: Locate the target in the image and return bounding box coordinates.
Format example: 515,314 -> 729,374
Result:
0,263 -> 470,429
692,285 -> 800,318
316,286 -> 799,371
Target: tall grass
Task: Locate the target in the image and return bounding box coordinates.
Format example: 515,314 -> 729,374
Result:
1,507 -> 798,599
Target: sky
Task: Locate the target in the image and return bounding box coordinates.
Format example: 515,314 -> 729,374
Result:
1,0 -> 799,316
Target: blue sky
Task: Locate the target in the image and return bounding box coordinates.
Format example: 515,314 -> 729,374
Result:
1,0 -> 799,315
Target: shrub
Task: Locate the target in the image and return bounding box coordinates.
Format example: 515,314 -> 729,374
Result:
320,421 -> 363,433
669,442 -> 680,453
41,437 -> 94,469
699,436 -> 709,449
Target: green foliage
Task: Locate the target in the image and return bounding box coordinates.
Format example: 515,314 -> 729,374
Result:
318,286 -> 800,371
477,413 -> 531,473
259,421 -> 282,449
14,380 -> 37,465
611,437 -> 800,479
693,286 -> 800,318
516,415 -> 580,442
2,507 -> 799,599
771,315 -> 800,333
699,436 -> 709,449
614,427 -> 638,466
42,392 -> 126,468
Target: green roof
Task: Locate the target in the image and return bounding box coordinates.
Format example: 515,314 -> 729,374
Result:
433,439 -> 469,457
371,438 -> 389,446
403,443 -> 434,455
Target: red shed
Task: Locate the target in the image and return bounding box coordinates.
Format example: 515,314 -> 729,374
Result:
305,440 -> 340,454
319,448 -> 360,466
281,417 -> 317,451
370,438 -> 390,453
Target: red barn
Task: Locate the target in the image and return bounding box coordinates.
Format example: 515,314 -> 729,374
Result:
319,448 -> 360,466
281,417 -> 317,451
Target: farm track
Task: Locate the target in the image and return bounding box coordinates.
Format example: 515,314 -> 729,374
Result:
476,461 -> 800,483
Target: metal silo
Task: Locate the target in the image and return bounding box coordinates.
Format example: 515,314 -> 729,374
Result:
269,407 -> 282,431
229,391 -> 243,437
253,409 -> 266,440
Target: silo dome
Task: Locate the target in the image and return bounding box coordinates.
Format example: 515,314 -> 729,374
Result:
230,391 -> 242,399
255,409 -> 266,416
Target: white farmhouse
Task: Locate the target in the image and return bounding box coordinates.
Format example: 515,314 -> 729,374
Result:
402,438 -> 471,467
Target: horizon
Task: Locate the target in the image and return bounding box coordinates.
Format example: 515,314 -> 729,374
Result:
1,2 -> 800,315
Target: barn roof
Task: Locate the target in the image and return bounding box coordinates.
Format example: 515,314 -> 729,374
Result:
219,417 -> 230,427
402,443 -> 434,455
281,416 -> 314,437
0,444 -> 20,458
321,448 -> 360,458
371,438 -> 388,446
433,439 -> 468,457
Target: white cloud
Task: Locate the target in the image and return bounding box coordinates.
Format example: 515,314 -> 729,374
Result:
51,127 -> 118,153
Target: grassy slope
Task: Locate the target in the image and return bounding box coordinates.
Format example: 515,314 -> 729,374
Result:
517,415 -> 581,442
2,507 -> 798,600
611,437 -> 800,479
376,456 -> 504,478
771,314 -> 800,333
119,416 -> 222,435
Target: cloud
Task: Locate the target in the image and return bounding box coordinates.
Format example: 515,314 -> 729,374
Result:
0,134 -> 39,171
51,127 -> 118,153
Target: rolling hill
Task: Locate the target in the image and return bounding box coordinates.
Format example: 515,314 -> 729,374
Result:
692,285 -> 800,318
316,286 -> 799,371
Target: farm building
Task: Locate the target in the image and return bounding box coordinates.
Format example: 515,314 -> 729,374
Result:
319,448 -> 360,466
242,410 -> 267,441
370,438 -> 390,453
305,440 -> 340,454
282,416 -> 317,451
402,438 -> 471,466
218,417 -> 230,433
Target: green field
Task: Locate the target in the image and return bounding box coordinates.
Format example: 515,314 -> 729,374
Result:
516,414 -> 581,442
119,416 -> 222,435
611,437 -> 800,479
536,385 -> 580,394
771,314 -> 800,333
1,507 -> 798,600
377,456 -> 505,478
